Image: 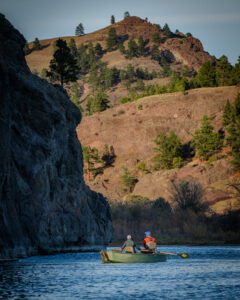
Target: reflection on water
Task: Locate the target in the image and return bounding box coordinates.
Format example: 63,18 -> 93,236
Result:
0,246 -> 240,299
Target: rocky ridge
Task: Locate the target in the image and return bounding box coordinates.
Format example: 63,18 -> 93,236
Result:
0,14 -> 112,260
26,16 -> 215,74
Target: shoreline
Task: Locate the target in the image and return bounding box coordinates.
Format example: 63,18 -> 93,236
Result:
109,239 -> 240,247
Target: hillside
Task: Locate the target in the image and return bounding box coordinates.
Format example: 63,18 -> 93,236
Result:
25,15 -> 240,215
26,16 -> 215,74
77,86 -> 240,214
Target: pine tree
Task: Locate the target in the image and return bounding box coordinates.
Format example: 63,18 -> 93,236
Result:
138,36 -> 145,56
106,28 -> 117,51
191,115 -> 223,160
163,23 -> 171,38
95,42 -> 103,56
33,38 -> 41,50
153,131 -> 184,169
126,64 -> 135,81
119,43 -> 126,54
233,56 -> 240,85
127,39 -> 138,58
111,15 -> 115,24
196,61 -> 217,87
216,55 -> 233,86
82,146 -> 102,180
124,11 -> 130,19
47,38 -> 79,86
225,93 -> 240,170
151,45 -> 160,61
120,167 -> 137,192
75,23 -> 84,36
68,38 -> 78,57
70,82 -> 82,110
223,100 -> 234,126
89,92 -> 110,114
152,32 -> 161,44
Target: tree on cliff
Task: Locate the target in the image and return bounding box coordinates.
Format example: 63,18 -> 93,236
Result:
33,37 -> 41,50
47,38 -> 79,86
124,11 -> 130,19
23,42 -> 30,55
111,15 -> 115,24
163,23 -> 171,38
191,115 -> 223,161
75,23 -> 84,36
224,93 -> 240,170
153,131 -> 184,169
106,28 -> 117,51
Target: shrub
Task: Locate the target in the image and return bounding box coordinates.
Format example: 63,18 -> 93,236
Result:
171,180 -> 209,213
120,167 -> 138,192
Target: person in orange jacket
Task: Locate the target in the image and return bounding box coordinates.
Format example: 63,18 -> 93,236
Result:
143,231 -> 157,251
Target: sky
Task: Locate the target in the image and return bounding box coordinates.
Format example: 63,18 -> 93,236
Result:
1,0 -> 240,65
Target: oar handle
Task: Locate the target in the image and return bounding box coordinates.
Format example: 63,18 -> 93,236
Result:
159,251 -> 190,258
159,251 -> 178,256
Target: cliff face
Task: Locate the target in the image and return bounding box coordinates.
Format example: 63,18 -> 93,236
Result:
0,14 -> 112,259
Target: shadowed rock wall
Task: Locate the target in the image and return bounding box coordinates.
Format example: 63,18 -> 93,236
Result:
0,14 -> 112,259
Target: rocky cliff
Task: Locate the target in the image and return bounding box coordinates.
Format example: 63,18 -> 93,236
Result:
0,14 -> 112,260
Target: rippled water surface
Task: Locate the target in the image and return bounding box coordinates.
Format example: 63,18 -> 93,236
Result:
1,245 -> 240,299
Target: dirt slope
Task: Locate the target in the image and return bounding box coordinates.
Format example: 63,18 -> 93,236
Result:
77,86 -> 240,213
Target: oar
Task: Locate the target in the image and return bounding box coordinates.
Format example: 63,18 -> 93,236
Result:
159,251 -> 190,258
100,250 -> 110,263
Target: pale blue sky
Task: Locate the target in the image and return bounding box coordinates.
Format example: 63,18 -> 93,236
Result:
1,0 -> 240,64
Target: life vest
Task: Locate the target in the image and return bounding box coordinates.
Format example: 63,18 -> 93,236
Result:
143,236 -> 157,250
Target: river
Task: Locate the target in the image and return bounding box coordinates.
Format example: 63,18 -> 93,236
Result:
0,245 -> 240,299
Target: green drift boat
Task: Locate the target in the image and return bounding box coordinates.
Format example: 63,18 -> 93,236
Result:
100,250 -> 167,264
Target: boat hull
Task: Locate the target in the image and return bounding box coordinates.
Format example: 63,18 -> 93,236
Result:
100,250 -> 167,263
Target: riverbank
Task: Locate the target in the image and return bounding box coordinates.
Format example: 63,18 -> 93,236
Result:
109,238 -> 240,246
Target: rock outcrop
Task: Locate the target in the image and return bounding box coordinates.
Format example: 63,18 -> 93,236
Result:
0,14 -> 112,259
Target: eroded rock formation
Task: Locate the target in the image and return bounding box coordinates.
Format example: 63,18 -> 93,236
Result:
0,14 -> 112,259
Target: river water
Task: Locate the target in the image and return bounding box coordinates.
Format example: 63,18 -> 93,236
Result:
0,245 -> 240,299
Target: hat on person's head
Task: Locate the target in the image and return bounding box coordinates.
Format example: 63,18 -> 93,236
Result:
145,231 -> 151,237
127,235 -> 131,240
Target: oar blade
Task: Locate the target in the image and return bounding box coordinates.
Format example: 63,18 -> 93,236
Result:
179,253 -> 190,258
